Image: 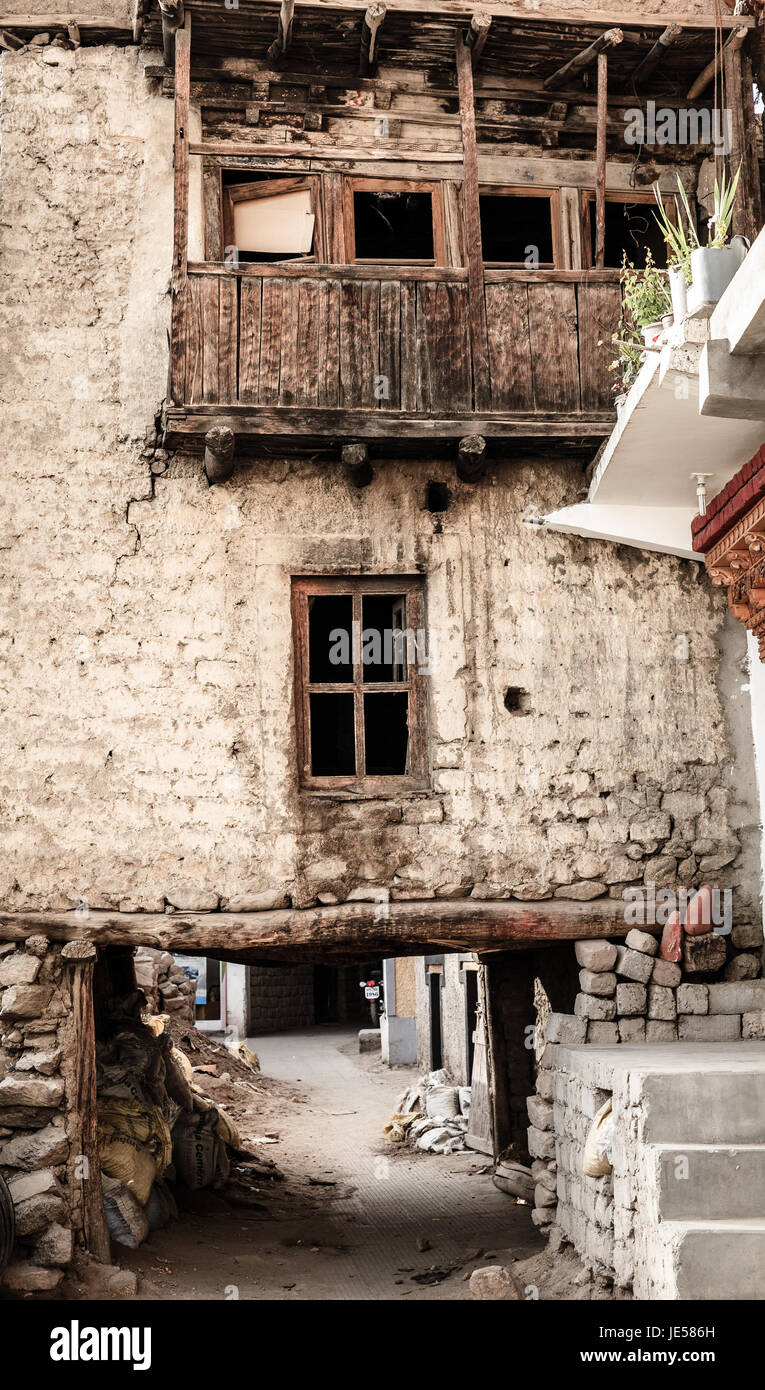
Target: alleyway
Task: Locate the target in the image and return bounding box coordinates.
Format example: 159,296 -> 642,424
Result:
119,1026 -> 544,1301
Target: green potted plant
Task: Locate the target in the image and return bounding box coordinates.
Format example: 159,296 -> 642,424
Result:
620,249 -> 671,347
654,167 -> 745,319
652,179 -> 695,322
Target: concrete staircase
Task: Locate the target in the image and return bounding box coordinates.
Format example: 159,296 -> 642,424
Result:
636,1061 -> 765,1299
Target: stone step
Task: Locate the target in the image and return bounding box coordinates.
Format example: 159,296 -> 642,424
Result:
640,1068 -> 765,1145
655,1144 -> 765,1220
658,1219 -> 765,1300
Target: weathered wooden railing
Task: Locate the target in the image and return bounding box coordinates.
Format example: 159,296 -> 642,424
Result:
168,264 -> 621,432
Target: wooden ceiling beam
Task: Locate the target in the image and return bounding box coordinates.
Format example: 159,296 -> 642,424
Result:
359,3 -> 386,77
465,9 -> 492,68
544,26 -> 623,91
631,23 -> 683,87
158,0 -> 184,68
686,24 -> 747,102
266,0 -> 294,68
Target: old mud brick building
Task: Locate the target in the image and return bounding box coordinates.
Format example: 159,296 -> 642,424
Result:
0,0 -> 764,1294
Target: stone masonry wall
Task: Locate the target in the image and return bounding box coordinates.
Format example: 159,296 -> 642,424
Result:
248,965 -> 315,1034
0,45 -> 761,922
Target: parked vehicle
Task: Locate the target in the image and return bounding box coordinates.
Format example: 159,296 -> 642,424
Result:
360,971 -> 385,1026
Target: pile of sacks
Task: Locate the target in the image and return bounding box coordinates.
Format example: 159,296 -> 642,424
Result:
384,1070 -> 471,1154
96,994 -> 242,1248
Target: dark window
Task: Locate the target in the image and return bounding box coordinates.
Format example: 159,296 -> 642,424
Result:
585,195 -> 668,269
292,576 -> 429,791
479,191 -> 556,266
353,190 -> 434,260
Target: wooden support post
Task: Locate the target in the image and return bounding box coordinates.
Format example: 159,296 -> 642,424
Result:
544,27 -> 622,91
342,441 -> 373,487
723,38 -> 762,245
595,50 -> 608,270
359,3 -> 386,77
158,0 -> 184,68
267,0 -> 294,68
172,13 -> 191,291
465,10 -> 491,68
204,424 -> 235,484
686,25 -> 747,102
63,941 -> 110,1265
456,434 -> 487,482
631,24 -> 683,86
456,31 -> 491,415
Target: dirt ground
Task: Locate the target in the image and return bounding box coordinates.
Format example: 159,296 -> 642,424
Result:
67,1024 -> 617,1301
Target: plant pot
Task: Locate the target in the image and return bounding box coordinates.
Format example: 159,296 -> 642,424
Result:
668,265 -> 687,323
641,321 -> 663,348
662,313 -> 674,330
687,246 -> 741,319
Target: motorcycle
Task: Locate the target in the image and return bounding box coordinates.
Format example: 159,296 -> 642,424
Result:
359,970 -> 385,1026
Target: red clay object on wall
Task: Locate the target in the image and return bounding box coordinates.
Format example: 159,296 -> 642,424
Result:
660,908 -> 683,962
685,884 -> 715,936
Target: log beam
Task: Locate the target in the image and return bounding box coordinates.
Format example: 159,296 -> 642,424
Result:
456,31 -> 491,414
204,424 -> 235,484
595,50 -> 608,270
359,3 -> 386,77
465,10 -> 491,68
631,23 -> 683,87
544,27 -> 623,91
723,37 -> 762,246
456,433 -> 487,482
267,0 -> 294,68
686,25 -> 747,102
158,0 -> 184,68
342,441 -> 373,487
62,941 -> 110,1264
0,899 -> 630,966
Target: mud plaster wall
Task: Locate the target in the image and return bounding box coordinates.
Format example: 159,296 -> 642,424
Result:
0,46 -> 761,926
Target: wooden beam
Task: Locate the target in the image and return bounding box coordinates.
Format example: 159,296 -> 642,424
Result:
456,433 -> 487,481
62,941 -> 110,1265
0,900 -> 631,964
342,441 -> 373,486
595,50 -> 608,270
465,10 -> 491,68
631,23 -> 683,87
686,25 -> 747,102
456,30 -> 491,414
164,405 -> 615,440
204,424 -> 235,484
172,13 -> 191,290
267,0 -> 294,68
544,27 -> 623,91
723,39 -> 762,246
359,3 -> 385,77
158,0 -> 183,69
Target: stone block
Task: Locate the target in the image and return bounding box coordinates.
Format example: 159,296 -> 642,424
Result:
0,1076 -> 64,1108
651,958 -> 681,987
645,1020 -> 677,1042
707,980 -> 765,1015
683,933 -> 726,974
614,946 -> 653,984
7,1169 -> 57,1204
13,1194 -> 67,1237
732,923 -> 764,950
527,1125 -> 556,1161
575,993 -> 616,1022
0,955 -> 41,987
678,1014 -> 741,1041
545,1013 -> 587,1046
647,985 -> 676,1021
0,985 -> 51,1020
742,1012 -> 765,1039
469,1266 -> 522,1300
1,1262 -> 64,1293
574,941 -> 617,972
30,1222 -> 73,1268
357,1029 -> 380,1053
534,1183 -> 557,1208
586,1022 -> 619,1044
527,1096 -> 554,1131
0,1121 -> 68,1169
624,928 -> 658,956
723,953 -> 760,982
615,983 -> 646,1016
618,1016 -> 646,1042
676,984 -> 708,1015
579,969 -> 616,997
15,1048 -> 62,1075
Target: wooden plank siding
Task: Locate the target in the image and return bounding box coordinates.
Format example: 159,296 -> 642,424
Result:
171,266 -> 620,420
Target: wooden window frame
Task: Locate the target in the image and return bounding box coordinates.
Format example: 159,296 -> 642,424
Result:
477,185 -> 562,269
221,174 -> 326,263
343,177 -> 447,267
292,575 -> 430,795
579,188 -> 675,270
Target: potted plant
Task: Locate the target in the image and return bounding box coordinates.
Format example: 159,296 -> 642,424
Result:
652,178 -> 695,322
620,249 -> 671,347
654,167 -> 745,319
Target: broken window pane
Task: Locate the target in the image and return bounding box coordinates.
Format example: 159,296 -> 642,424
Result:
361,594 -> 407,683
353,191 -> 434,260
364,692 -> 409,775
479,194 -> 554,266
309,595 -> 353,683
310,693 -> 355,776
233,189 -> 315,256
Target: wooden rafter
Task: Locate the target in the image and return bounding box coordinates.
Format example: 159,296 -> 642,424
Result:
544,27 -> 623,91
158,0 -> 183,67
267,0 -> 294,67
631,23 -> 683,87
359,2 -> 386,77
686,24 -> 747,101
465,9 -> 492,68
595,50 -> 607,269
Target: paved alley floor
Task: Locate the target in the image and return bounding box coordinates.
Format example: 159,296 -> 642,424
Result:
121,1024 -> 543,1301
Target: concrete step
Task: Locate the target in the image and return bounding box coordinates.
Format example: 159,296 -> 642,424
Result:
640,1068 -> 765,1145
655,1143 -> 765,1220
659,1219 -> 765,1300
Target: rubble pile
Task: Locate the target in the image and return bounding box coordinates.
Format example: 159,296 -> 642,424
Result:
133,947 -> 196,1027
384,1070 -> 471,1154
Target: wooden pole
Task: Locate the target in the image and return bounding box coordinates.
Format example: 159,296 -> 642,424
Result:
456,30 -> 491,414
595,50 -> 608,270
204,424 -> 235,484
686,25 -> 747,102
170,14 -> 191,405
267,0 -> 294,68
723,38 -> 762,245
63,942 -> 110,1265
631,23 -> 683,87
359,3 -> 386,76
465,10 -> 491,67
544,27 -> 622,91
158,0 -> 183,68
456,433 -> 487,482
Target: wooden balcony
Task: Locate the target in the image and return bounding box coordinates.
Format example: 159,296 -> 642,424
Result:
165,264 -> 621,447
